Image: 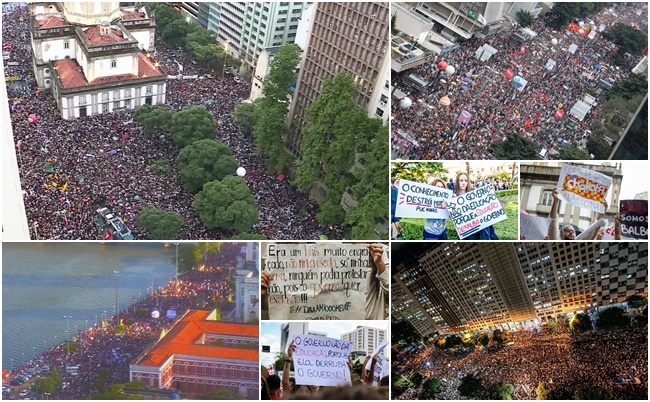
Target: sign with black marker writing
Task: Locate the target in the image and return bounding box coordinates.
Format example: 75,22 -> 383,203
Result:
394,180 -> 453,219
556,164 -> 611,213
264,243 -> 369,320
292,334 -> 352,387
447,185 -> 507,239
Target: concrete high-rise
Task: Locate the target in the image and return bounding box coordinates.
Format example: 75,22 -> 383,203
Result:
392,242 -> 649,336
340,326 -> 387,355
287,2 -> 390,155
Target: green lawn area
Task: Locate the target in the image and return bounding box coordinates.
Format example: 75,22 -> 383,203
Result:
399,192 -> 519,240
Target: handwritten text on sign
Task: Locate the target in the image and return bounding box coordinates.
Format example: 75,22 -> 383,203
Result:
292,334 -> 352,387
620,200 -> 648,239
520,212 -> 551,240
265,243 -> 369,320
557,164 -> 611,213
395,180 -> 453,219
447,185 -> 507,239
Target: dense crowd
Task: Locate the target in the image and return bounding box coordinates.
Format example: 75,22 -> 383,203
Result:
393,325 -> 648,400
3,4 -> 346,240
6,265 -> 241,399
391,4 -> 648,160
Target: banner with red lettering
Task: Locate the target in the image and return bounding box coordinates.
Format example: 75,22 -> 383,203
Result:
556,164 -> 612,213
447,185 -> 507,239
619,200 -> 648,239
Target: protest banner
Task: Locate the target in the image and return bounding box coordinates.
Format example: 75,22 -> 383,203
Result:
545,59 -> 556,71
620,200 -> 648,239
520,212 -> 551,240
447,185 -> 507,239
264,243 -> 370,320
458,110 -> 473,125
504,68 -> 515,80
556,164 -> 611,213
292,334 -> 352,387
568,43 -> 578,53
395,180 -> 453,219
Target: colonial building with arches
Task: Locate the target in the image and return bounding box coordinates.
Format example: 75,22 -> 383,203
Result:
129,309 -> 259,399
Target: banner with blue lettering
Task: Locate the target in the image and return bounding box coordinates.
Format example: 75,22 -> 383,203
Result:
620,200 -> 648,239
447,185 -> 507,239
394,180 -> 453,219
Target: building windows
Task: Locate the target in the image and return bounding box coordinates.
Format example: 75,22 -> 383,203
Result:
113,101 -> 120,109
113,90 -> 120,99
125,89 -> 131,97
102,92 -> 109,101
64,40 -> 70,49
78,96 -> 87,105
125,99 -> 131,108
111,59 -> 117,68
145,85 -> 153,94
102,103 -> 109,113
375,108 -> 384,117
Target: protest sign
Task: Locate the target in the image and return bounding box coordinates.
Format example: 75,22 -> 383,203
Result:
395,180 -> 453,219
447,185 -> 507,239
520,212 -> 551,240
371,353 -> 389,385
601,225 -> 616,240
575,219 -> 605,240
556,164 -> 611,213
365,340 -> 388,371
545,59 -> 556,71
620,200 -> 648,239
568,43 -> 578,54
458,110 -> 473,125
292,334 -> 352,387
264,243 -> 370,320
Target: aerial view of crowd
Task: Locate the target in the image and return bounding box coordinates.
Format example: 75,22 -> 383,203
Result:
391,4 -> 647,160
4,265 -> 239,399
3,4 -> 345,240
393,324 -> 648,400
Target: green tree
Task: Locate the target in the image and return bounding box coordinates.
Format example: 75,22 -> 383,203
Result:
262,44 -> 300,104
32,377 -> 58,396
50,368 -> 62,387
150,4 -> 183,32
187,42 -> 225,69
394,377 -> 411,390
176,139 -> 238,192
171,105 -> 217,148
496,381 -> 514,400
229,232 -> 267,240
587,121 -> 614,160
296,71 -> 384,226
123,381 -> 146,389
477,333 -> 489,347
493,329 -> 510,344
132,104 -> 172,135
163,18 -> 197,45
536,382 -> 552,400
135,207 -> 183,240
603,24 -> 648,57
234,100 -> 260,134
569,313 -> 592,334
608,73 -> 648,101
88,384 -> 144,400
555,143 -> 591,160
516,10 -> 535,27
574,384 -> 612,400
548,3 -> 581,29
391,320 -> 422,346
626,295 -> 648,311
184,28 -> 215,47
458,374 -> 483,399
489,132 -> 541,160
207,389 -> 244,399
423,377 -> 442,393
391,162 -> 447,183
93,369 -> 112,392
461,332 -> 474,347
273,351 -> 290,372
407,372 -> 423,388
597,306 -> 629,330
193,177 -> 258,233
391,14 -> 398,35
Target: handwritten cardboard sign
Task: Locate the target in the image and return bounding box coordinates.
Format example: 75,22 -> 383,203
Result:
264,243 -> 369,320
620,200 -> 648,239
556,164 -> 611,213
520,212 -> 551,240
292,334 -> 352,387
394,180 -> 453,219
601,225 -> 616,240
447,185 -> 507,239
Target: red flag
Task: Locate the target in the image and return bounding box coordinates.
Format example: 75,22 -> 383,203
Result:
104,230 -> 112,240
520,46 -> 526,54
524,118 -> 531,127
535,112 -> 541,121
504,68 -> 515,80
554,109 -> 565,119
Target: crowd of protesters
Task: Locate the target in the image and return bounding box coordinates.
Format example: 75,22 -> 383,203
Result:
393,324 -> 648,400
3,4 -> 345,240
391,4 -> 648,160
4,264 -> 242,399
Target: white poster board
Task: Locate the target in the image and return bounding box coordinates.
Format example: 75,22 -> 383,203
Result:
292,334 -> 352,387
568,43 -> 578,54
556,164 -> 612,213
601,225 -> 616,240
575,219 -> 605,240
394,180 -> 453,219
520,212 -> 551,240
447,185 -> 507,239
545,59 -> 556,71
265,243 -> 369,320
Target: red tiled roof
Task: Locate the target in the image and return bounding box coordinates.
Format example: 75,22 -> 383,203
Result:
37,16 -> 67,28
137,52 -> 163,78
137,310 -> 259,367
52,59 -> 88,88
121,10 -> 146,21
82,25 -> 129,46
91,73 -> 138,85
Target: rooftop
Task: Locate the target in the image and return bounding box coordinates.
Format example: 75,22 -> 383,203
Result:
136,310 -> 259,367
121,10 -> 147,21
81,25 -> 129,46
36,15 -> 68,28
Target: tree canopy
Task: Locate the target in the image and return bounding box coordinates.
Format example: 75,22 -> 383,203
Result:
392,319 -> 422,345
458,374 -> 483,399
555,142 -> 591,160
176,139 -> 238,192
569,313 -> 592,334
132,104 -> 173,135
603,24 -> 648,56
608,74 -> 648,101
597,306 -> 629,330
574,384 -> 612,400
496,381 -> 514,400
536,382 -> 552,400
516,10 -> 535,27
171,105 -> 218,148
193,177 -> 258,233
135,207 -> 183,240
489,132 -> 541,160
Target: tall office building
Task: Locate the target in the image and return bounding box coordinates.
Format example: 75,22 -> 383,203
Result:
196,2 -> 312,68
340,325 -> 387,355
392,242 -> 648,336
287,2 -> 390,155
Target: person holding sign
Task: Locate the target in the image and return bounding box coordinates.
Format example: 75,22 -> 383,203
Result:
547,188 -> 616,240
423,178 -> 450,240
454,172 -> 499,240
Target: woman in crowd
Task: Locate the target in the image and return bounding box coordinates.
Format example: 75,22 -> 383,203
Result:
422,178 -> 449,240
454,172 -> 499,240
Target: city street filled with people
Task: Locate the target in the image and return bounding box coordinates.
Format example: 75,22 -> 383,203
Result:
3,4 -> 346,240
391,4 -> 647,160
393,325 -> 648,400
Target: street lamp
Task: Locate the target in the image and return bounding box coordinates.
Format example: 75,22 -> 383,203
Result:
114,271 -> 120,325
